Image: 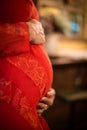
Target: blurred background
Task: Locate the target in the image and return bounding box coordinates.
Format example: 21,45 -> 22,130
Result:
34,0 -> 87,130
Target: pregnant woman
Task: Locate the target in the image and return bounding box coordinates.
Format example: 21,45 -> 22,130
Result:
0,0 -> 53,130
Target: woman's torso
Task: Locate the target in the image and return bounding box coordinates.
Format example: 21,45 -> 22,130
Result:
0,0 -> 53,98
0,0 -> 52,129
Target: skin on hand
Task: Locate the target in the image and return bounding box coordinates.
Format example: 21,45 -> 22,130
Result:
37,88 -> 56,115
27,19 -> 46,44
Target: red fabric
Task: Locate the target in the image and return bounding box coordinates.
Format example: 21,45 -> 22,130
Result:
0,22 -> 30,56
0,0 -> 53,130
0,0 -> 39,23
0,58 -> 52,130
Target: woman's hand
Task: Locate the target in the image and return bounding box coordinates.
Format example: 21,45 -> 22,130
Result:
27,19 -> 46,44
37,88 -> 56,116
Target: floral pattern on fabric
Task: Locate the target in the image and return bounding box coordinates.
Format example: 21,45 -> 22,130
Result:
12,88 -> 39,129
0,78 -> 39,129
7,53 -> 48,98
0,78 -> 12,103
0,23 -> 29,37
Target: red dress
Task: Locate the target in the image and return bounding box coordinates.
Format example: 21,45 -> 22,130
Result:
0,0 -> 53,130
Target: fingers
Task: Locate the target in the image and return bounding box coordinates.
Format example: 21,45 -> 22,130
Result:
37,102 -> 49,110
40,88 -> 56,106
47,88 -> 56,97
40,96 -> 53,106
27,19 -> 46,44
37,88 -> 56,115
37,102 -> 49,116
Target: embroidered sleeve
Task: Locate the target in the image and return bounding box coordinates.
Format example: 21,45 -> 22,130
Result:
0,22 -> 30,56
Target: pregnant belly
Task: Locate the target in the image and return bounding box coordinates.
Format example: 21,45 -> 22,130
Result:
0,44 -> 53,98
30,44 -> 53,87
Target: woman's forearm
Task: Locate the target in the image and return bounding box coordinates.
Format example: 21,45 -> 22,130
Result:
0,19 -> 45,55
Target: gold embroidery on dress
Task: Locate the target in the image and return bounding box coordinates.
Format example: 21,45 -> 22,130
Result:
7,53 -> 48,97
12,88 -> 22,109
20,97 -> 38,128
0,23 -> 28,37
0,78 -> 12,103
12,88 -> 38,128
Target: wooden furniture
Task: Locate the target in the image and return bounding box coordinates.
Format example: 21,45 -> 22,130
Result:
35,1 -> 87,129
43,57 -> 87,130
57,88 -> 87,130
